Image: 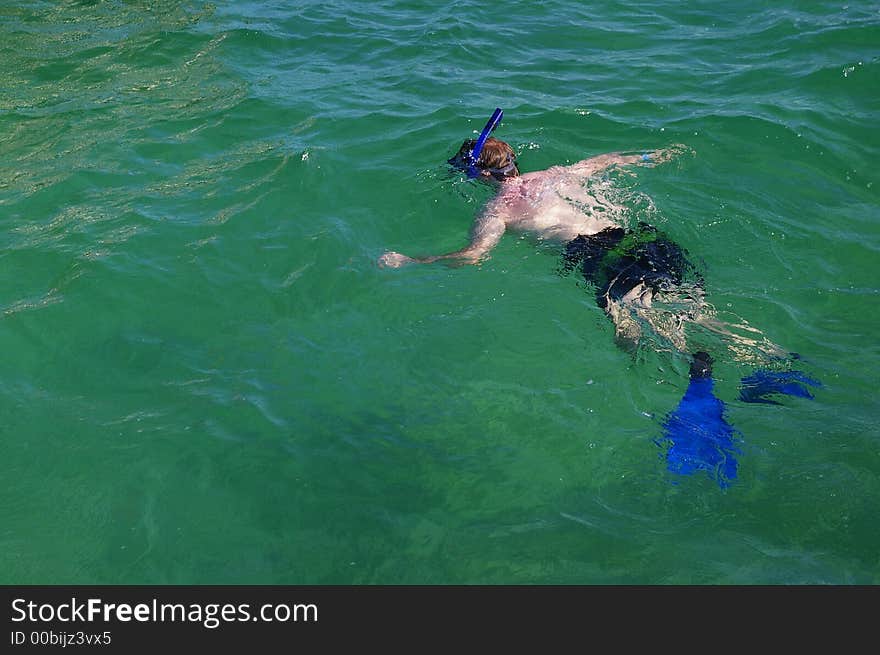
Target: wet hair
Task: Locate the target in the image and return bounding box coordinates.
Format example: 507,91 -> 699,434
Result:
452,137 -> 520,180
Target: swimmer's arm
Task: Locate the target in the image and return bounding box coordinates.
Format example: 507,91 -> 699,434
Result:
566,144 -> 689,176
379,209 -> 506,268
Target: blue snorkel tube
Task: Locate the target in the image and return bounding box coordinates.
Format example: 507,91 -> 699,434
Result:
449,107 -> 504,178
469,107 -> 503,177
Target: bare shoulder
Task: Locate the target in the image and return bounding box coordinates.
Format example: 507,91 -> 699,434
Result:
506,168 -> 566,194
519,167 -> 565,182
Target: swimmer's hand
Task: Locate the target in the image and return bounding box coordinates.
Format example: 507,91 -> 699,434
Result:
645,143 -> 693,165
378,251 -> 416,268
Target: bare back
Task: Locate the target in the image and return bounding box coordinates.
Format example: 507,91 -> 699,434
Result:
489,166 -> 622,243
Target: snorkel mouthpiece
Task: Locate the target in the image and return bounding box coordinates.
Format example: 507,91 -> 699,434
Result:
449,107 -> 504,178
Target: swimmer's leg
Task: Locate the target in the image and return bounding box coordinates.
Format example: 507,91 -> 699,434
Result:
694,315 -> 789,364
604,283 -> 691,354
604,296 -> 643,353
692,317 -> 822,403
656,351 -> 740,487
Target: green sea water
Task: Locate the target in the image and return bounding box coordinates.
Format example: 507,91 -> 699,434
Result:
1,1 -> 878,584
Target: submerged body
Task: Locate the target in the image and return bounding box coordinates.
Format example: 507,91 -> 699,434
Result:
380,125 -> 819,486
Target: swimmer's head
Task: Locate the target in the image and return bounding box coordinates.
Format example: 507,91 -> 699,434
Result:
449,137 -> 520,181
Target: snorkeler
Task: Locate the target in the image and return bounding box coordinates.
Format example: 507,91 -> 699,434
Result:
379,108 -> 820,486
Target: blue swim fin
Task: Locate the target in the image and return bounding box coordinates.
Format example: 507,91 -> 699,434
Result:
656,352 -> 740,488
739,370 -> 822,405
